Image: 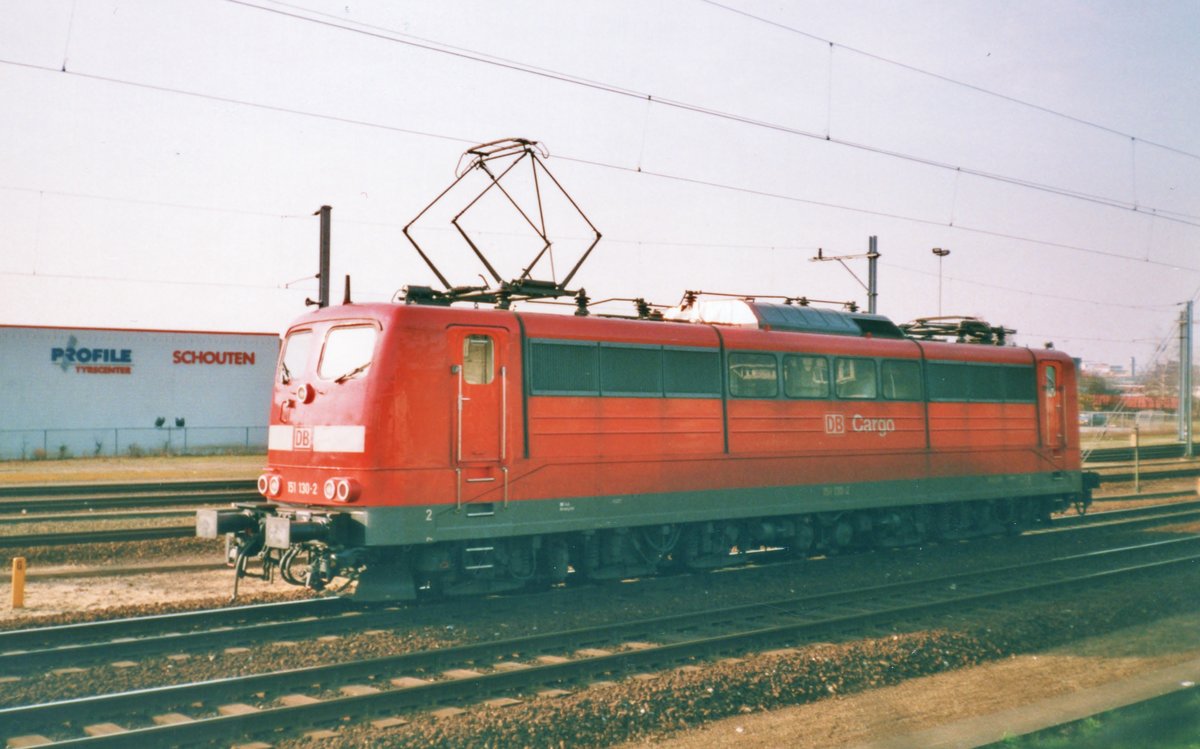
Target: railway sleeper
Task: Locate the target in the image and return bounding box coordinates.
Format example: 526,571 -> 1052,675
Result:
209,493 -> 1080,602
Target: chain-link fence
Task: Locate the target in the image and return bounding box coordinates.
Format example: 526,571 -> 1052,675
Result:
0,426 -> 267,460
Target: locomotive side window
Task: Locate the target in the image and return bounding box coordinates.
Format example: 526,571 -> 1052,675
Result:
1003,366 -> 1037,402
529,341 -> 600,395
600,344 -> 663,396
463,335 -> 494,385
318,325 -> 377,382
835,357 -> 877,399
881,360 -> 922,400
663,348 -> 722,397
783,355 -> 829,399
926,362 -> 1037,402
528,340 -> 723,398
728,353 -> 778,398
969,365 -> 1005,402
926,362 -> 969,401
279,329 -> 313,385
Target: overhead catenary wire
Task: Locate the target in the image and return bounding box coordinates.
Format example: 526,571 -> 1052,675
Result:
698,0 -> 1200,164
1,56 -> 1195,279
217,0 -> 1200,228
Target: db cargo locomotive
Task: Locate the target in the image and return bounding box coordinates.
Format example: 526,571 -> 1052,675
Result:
199,295 -> 1093,600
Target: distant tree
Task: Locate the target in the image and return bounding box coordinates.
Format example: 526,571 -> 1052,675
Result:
1138,360 -> 1180,399
1079,372 -> 1121,411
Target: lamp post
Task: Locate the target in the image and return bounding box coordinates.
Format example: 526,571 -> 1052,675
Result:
932,247 -> 950,315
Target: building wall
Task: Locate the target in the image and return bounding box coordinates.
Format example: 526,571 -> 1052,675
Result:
0,325 -> 279,459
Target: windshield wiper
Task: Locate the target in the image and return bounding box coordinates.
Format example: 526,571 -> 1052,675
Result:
280,361 -> 292,385
335,362 -> 371,384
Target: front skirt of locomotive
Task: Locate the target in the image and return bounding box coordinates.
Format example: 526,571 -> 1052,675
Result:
196,503 -> 412,601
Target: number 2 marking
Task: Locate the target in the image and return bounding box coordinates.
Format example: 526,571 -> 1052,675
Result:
425,509 -> 433,522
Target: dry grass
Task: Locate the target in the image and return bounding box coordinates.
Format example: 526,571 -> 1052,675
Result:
0,455 -> 264,485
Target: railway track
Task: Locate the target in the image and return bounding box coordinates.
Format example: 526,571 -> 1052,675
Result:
1,533 -> 1196,747
1083,443 -> 1187,464
0,479 -> 257,515
0,526 -> 196,550
1,492 -> 1196,560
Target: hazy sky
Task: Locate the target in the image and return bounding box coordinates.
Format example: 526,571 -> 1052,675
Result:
3,0 -> 1198,367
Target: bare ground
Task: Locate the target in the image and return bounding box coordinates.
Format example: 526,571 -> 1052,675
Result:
0,455 -> 263,485
615,612 -> 1200,749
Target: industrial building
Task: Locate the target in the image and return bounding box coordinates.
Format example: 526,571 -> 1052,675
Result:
0,325 -> 279,460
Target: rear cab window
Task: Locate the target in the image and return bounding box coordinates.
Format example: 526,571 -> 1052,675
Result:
319,324 -> 379,383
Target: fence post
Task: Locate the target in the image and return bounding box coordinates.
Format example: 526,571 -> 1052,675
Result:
11,557 -> 25,609
1131,426 -> 1140,494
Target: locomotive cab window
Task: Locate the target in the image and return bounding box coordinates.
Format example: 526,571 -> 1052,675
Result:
318,324 -> 377,383
835,357 -> 877,399
279,329 -> 313,385
729,353 -> 778,398
463,335 -> 494,385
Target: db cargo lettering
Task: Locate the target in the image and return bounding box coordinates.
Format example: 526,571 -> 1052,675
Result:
173,351 -> 257,365
851,415 -> 896,437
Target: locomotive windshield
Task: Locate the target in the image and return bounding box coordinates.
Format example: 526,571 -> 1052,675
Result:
319,324 -> 378,382
279,329 -> 313,384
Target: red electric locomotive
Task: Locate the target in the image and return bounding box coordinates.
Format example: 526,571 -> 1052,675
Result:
198,139 -> 1093,600
199,295 -> 1093,600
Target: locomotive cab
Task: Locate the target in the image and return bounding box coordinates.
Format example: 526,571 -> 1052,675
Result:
199,307 -> 397,597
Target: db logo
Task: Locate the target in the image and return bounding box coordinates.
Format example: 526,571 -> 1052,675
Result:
824,414 -> 845,435
292,427 -> 314,450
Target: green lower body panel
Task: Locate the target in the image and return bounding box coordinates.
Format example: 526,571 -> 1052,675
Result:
346,470 -> 1083,547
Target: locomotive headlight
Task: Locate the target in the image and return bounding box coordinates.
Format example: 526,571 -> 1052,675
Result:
334,478 -> 360,503
323,479 -> 337,501
257,474 -> 270,497
267,475 -> 282,497
296,383 -> 315,404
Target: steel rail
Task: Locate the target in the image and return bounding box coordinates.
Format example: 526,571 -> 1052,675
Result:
0,526 -> 197,549
4,535 -> 1198,745
1084,443 -> 1186,464
0,479 -> 256,499
0,595 -> 347,648
2,508 -> 206,524
1048,501 -> 1200,529
0,600 -> 393,673
0,488 -> 258,515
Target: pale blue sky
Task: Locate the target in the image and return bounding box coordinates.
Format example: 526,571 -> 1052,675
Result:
2,0 -> 1198,367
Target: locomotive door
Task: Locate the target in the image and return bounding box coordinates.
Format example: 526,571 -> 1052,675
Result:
450,327 -> 508,466
1039,361 -> 1065,456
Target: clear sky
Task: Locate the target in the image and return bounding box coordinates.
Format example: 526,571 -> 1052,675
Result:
3,0 -> 1198,368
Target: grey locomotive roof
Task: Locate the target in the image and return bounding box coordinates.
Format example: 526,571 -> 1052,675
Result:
750,303 -> 906,338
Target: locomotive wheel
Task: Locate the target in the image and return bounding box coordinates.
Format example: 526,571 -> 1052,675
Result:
791,517 -> 815,557
540,538 -> 570,584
